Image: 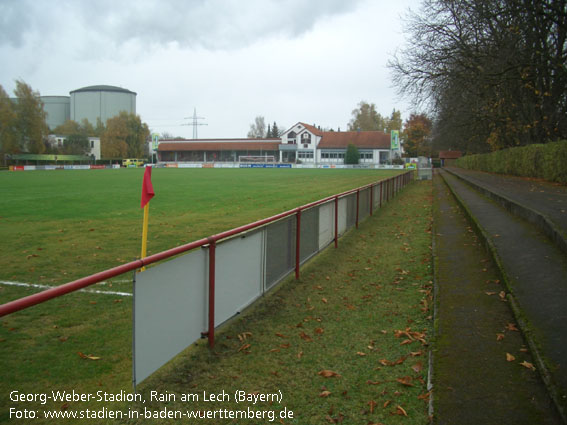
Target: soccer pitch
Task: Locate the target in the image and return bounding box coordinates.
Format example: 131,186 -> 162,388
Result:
0,167 -> 400,291
0,168 -> 434,425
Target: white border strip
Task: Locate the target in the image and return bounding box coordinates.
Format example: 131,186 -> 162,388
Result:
0,280 -> 132,297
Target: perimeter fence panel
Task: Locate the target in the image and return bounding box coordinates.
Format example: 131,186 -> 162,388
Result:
265,216 -> 296,290
300,207 -> 319,263
215,230 -> 265,326
346,193 -> 357,230
373,185 -> 380,209
338,197 -> 348,236
134,248 -> 207,385
359,188 -> 370,221
318,201 -> 335,250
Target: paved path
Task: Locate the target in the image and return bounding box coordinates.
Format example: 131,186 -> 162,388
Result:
433,172 -> 561,424
446,167 -> 567,252
437,168 -> 567,422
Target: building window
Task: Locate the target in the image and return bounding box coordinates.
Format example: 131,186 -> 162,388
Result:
298,151 -> 314,159
288,131 -> 297,144
301,133 -> 311,144
91,140 -> 95,148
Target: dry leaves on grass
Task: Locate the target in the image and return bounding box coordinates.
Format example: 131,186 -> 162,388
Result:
396,376 -> 414,387
77,352 -> 100,360
237,343 -> 251,352
318,370 -> 341,378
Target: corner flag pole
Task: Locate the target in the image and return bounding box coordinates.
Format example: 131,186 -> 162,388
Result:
140,166 -> 155,271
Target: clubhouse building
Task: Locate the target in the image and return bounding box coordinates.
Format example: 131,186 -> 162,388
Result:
157,122 -> 400,167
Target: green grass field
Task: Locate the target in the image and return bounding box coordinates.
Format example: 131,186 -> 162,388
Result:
0,168 -> 433,424
0,168 -> 399,288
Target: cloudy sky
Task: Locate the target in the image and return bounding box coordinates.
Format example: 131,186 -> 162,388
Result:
0,0 -> 417,138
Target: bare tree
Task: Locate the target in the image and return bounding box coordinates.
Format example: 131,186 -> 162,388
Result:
247,116 -> 266,138
389,0 -> 567,152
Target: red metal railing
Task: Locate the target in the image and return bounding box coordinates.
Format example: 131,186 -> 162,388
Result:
0,171 -> 413,347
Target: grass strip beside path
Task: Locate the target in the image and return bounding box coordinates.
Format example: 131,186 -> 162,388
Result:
137,180 -> 433,424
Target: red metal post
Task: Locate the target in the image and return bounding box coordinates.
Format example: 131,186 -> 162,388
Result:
295,209 -> 301,279
208,239 -> 216,348
334,196 -> 338,248
355,189 -> 360,228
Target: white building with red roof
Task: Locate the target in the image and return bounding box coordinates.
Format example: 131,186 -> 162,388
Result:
157,122 -> 400,166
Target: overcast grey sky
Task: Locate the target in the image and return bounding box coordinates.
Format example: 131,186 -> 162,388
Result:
0,0 -> 417,138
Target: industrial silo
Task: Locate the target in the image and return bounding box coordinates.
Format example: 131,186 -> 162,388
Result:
70,85 -> 136,126
41,96 -> 70,130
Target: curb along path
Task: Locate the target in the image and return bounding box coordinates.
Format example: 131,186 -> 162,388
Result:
440,168 -> 567,422
432,172 -> 561,424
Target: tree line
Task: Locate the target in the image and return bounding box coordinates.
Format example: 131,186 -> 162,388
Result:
390,0 -> 567,153
0,80 -> 150,159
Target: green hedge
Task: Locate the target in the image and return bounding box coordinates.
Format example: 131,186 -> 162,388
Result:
455,140 -> 567,184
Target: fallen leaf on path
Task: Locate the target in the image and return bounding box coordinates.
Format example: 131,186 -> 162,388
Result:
496,333 -> 505,341
520,361 -> 536,371
506,353 -> 516,362
319,391 -> 332,397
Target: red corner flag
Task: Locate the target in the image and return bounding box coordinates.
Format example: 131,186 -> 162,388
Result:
141,166 -> 155,209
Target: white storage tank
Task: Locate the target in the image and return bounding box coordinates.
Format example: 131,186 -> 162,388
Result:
41,96 -> 70,130
70,85 -> 136,126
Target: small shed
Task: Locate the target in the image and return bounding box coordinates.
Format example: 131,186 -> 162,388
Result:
438,150 -> 462,167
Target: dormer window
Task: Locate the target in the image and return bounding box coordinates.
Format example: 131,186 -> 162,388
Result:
301,133 -> 311,144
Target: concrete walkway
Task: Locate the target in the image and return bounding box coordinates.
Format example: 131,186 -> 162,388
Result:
445,167 -> 567,254
433,172 -> 561,424
436,168 -> 567,423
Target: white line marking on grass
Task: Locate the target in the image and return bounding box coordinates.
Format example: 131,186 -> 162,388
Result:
0,280 -> 133,297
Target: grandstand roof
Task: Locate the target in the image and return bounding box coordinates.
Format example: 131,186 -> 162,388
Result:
158,139 -> 280,151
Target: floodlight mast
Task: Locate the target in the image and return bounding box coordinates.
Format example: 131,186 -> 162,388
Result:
183,108 -> 208,139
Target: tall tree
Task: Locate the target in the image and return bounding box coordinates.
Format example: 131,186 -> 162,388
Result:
13,80 -> 48,153
272,122 -> 280,137
247,116 -> 266,138
63,133 -> 90,155
402,113 -> 433,157
0,85 -> 18,154
348,101 -> 388,131
386,109 -> 403,133
102,112 -> 149,158
390,0 -> 567,152
52,120 -> 83,135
